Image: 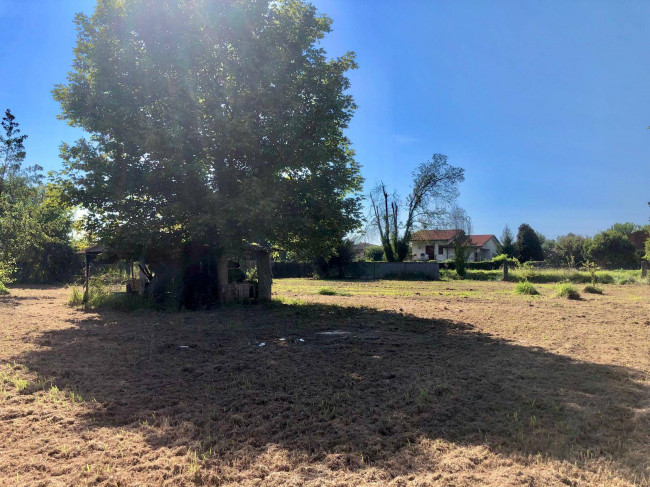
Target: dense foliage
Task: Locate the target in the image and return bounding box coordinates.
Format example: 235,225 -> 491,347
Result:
583,230 -> 638,269
515,223 -> 544,262
363,245 -> 385,262
0,110 -> 77,286
54,0 -> 363,264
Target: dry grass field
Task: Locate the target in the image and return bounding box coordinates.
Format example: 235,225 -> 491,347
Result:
0,279 -> 648,486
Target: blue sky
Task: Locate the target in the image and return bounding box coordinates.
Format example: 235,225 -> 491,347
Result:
1,0 -> 648,239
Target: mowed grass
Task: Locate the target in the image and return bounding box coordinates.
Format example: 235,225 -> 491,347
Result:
0,280 -> 648,486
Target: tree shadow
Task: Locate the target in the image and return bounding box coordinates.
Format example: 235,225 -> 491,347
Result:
13,301 -> 648,482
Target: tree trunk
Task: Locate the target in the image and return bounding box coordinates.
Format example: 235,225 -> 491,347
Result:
217,254 -> 231,303
257,250 -> 273,301
138,257 -> 147,296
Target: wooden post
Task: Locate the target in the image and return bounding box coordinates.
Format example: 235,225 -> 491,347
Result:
217,254 -> 232,303
642,260 -> 648,279
257,250 -> 273,301
138,257 -> 147,296
503,261 -> 509,281
83,253 -> 90,304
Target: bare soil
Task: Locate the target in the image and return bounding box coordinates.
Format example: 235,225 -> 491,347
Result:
0,280 -> 648,486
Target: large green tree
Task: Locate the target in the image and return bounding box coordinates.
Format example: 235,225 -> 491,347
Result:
54,0 -> 362,300
0,109 -> 28,199
0,110 -> 77,285
554,233 -> 588,267
584,230 -> 638,269
515,223 -> 544,262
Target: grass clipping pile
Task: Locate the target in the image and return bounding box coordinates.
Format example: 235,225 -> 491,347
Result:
0,280 -> 648,486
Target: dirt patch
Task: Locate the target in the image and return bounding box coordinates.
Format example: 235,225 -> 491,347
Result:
0,281 -> 648,486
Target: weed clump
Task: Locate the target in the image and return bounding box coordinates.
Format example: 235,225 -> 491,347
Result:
514,281 -> 539,295
555,282 -> 580,299
69,287 -> 84,306
583,285 -> 603,294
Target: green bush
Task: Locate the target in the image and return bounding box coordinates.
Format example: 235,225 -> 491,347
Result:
0,260 -> 15,295
616,277 -> 637,285
69,287 -> 84,306
555,282 -> 580,299
583,285 -> 603,294
364,245 -> 385,262
440,269 -> 460,280
317,287 -> 337,295
464,270 -> 501,281
514,281 -> 539,295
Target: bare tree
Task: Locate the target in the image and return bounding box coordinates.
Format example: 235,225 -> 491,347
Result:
369,154 -> 464,262
448,206 -> 473,276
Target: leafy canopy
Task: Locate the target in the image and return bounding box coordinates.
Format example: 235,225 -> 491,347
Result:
515,223 -> 544,263
0,110 -> 77,284
54,0 -> 362,261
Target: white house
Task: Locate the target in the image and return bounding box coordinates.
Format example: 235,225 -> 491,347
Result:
411,230 -> 500,262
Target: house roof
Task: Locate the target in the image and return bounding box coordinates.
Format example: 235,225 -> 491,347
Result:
412,229 -> 461,241
412,230 -> 498,248
470,235 -> 497,247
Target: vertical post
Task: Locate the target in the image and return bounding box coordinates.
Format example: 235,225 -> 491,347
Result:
217,253 -> 231,303
642,260 -> 648,279
257,250 -> 273,301
503,261 -> 509,281
83,253 -> 90,304
138,257 -> 147,296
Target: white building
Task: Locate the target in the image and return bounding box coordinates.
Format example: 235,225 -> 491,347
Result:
411,230 -> 500,262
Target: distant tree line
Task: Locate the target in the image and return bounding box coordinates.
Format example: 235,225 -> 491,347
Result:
498,221 -> 647,269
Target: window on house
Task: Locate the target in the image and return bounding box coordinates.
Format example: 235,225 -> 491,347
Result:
438,246 -> 444,255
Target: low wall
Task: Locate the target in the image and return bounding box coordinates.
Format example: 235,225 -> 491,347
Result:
271,261 -> 439,280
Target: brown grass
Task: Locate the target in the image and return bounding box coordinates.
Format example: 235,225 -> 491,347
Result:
0,280 -> 648,486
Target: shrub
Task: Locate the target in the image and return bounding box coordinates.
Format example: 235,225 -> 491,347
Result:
69,287 -> 84,306
583,285 -> 603,294
492,254 -> 518,266
596,272 -> 615,284
581,260 -> 599,285
616,277 -> 637,285
364,245 -> 385,262
514,281 -> 539,295
464,270 -> 501,281
440,269 -> 460,280
0,260 -> 15,295
555,282 -> 580,299
317,287 -> 337,295
516,261 -> 538,282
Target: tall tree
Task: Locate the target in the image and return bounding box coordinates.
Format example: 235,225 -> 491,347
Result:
54,0 -> 363,301
369,153 -> 464,262
584,230 -> 638,269
554,233 -> 587,267
498,224 -> 516,257
607,222 -> 641,236
0,111 -> 76,284
0,109 -> 28,199
515,223 -> 544,262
